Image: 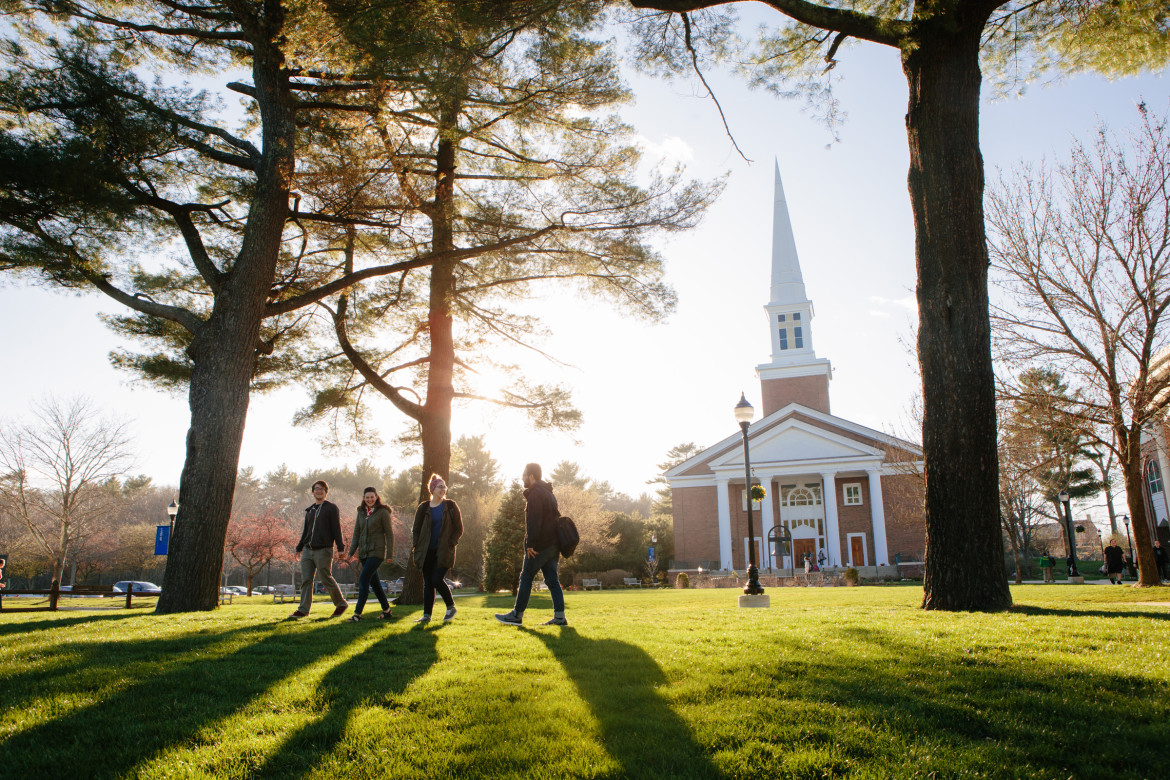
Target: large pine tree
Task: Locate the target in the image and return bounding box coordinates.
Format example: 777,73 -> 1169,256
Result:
483,484 -> 527,595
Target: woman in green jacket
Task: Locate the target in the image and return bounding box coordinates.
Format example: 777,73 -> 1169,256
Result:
411,474 -> 463,622
347,487 -> 395,621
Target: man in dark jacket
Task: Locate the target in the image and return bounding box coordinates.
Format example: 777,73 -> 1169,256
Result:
496,463 -> 566,626
289,479 -> 349,618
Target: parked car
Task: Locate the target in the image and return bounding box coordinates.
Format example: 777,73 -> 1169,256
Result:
223,586 -> 248,596
252,586 -> 274,595
112,581 -> 161,594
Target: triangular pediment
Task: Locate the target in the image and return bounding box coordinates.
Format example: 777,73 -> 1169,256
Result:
709,416 -> 881,470
666,403 -> 922,482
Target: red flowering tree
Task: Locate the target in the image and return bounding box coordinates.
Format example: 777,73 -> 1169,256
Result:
225,511 -> 298,595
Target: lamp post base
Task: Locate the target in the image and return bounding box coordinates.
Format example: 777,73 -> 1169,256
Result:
739,594 -> 771,608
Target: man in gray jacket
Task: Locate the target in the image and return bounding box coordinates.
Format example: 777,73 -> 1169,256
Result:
496,463 -> 566,626
289,480 -> 348,618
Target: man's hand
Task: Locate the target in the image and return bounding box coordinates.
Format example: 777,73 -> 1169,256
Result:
526,547 -> 538,558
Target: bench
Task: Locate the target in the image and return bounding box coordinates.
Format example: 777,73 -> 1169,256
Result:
623,577 -> 641,588
582,578 -> 601,590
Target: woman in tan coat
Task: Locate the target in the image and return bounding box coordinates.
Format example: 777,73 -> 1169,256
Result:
346,487 -> 395,621
411,474 -> 463,622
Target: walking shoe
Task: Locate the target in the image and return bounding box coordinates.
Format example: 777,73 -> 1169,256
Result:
347,614 -> 362,622
494,611 -> 522,625
415,614 -> 431,623
288,610 -> 308,619
330,603 -> 349,618
541,617 -> 568,626
378,609 -> 393,619
443,607 -> 457,621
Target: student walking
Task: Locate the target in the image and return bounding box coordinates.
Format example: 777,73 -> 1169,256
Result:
495,462 -> 566,627
347,487 -> 395,621
290,480 -> 349,618
411,475 -> 463,623
1103,539 -> 1126,585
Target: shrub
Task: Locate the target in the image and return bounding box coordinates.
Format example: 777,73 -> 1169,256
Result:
844,567 -> 860,586
676,572 -> 690,589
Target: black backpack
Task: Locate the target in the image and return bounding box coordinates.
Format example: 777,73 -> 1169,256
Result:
556,516 -> 580,557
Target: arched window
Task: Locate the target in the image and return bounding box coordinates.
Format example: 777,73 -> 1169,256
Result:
1147,460 -> 1165,496
784,486 -> 819,506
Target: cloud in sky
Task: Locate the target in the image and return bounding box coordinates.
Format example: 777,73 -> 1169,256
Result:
637,135 -> 695,167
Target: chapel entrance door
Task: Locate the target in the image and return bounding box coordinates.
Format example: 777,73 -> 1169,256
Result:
850,536 -> 866,567
793,538 -> 816,567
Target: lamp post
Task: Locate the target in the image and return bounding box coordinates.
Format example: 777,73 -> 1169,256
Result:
735,393 -> 764,596
1059,490 -> 1078,578
167,500 -> 179,533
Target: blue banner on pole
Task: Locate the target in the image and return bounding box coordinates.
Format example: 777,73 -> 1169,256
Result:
648,546 -> 655,561
155,525 -> 171,555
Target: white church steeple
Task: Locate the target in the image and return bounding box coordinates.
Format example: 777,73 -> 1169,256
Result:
756,160 -> 832,416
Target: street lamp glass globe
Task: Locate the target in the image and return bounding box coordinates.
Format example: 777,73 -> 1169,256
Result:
734,393 -> 754,425
1058,490 -> 1070,503
167,500 -> 179,519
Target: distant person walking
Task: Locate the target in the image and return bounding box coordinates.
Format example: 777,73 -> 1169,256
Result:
1103,539 -> 1125,585
346,487 -> 395,622
1154,540 -> 1168,582
290,480 -> 349,618
411,475 -> 463,623
1040,554 -> 1055,583
496,463 -> 566,627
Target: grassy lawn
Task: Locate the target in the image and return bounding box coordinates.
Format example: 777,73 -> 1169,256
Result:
2,585 -> 1168,779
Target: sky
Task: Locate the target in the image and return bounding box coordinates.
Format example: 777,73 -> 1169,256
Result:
1,12 -> 1166,529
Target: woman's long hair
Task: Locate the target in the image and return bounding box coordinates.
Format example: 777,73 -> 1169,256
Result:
358,486 -> 384,514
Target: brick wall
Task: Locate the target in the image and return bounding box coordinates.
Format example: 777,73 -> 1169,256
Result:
761,375 -> 830,416
672,485 -> 719,567
881,473 -> 926,561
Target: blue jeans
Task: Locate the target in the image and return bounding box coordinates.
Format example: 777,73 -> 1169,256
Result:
355,557 -> 389,614
514,545 -> 564,615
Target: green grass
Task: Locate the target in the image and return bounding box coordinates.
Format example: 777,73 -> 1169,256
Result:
2,585 -> 1169,779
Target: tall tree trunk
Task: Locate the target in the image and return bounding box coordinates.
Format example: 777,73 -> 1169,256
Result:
397,101 -> 460,606
157,29 -> 295,613
1121,427 -> 1161,586
903,23 -> 1011,611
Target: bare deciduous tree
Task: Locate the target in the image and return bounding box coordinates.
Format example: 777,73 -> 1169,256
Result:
989,105 -> 1170,587
0,397 -> 135,589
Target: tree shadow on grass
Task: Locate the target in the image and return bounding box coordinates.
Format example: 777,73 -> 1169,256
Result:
0,611 -> 144,636
0,621 -> 371,779
251,624 -> 438,779
777,623 -> 1170,778
1009,604 -> 1170,620
533,627 -> 725,780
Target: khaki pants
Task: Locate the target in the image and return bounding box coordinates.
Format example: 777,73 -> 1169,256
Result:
298,547 -> 346,613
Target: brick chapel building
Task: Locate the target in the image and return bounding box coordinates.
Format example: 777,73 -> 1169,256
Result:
667,164 -> 926,574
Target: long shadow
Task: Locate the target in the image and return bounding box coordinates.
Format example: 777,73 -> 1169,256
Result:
773,621 -> 1170,778
249,623 -> 438,779
0,611 -> 144,636
533,627 -> 725,780
1,620 -> 368,779
1010,604 -> 1170,620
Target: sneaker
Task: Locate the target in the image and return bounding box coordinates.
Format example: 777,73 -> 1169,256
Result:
288,610 -> 308,619
542,617 -> 568,626
494,611 -> 522,625
330,603 -> 349,618
443,607 -> 457,621
415,614 -> 431,623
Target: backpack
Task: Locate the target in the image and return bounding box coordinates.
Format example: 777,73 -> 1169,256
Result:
556,516 -> 580,557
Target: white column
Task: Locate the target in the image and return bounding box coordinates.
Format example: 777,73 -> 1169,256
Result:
758,475 -> 776,570
821,471 -> 842,567
867,468 -> 890,566
1154,421 -> 1170,526
715,478 -> 733,570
